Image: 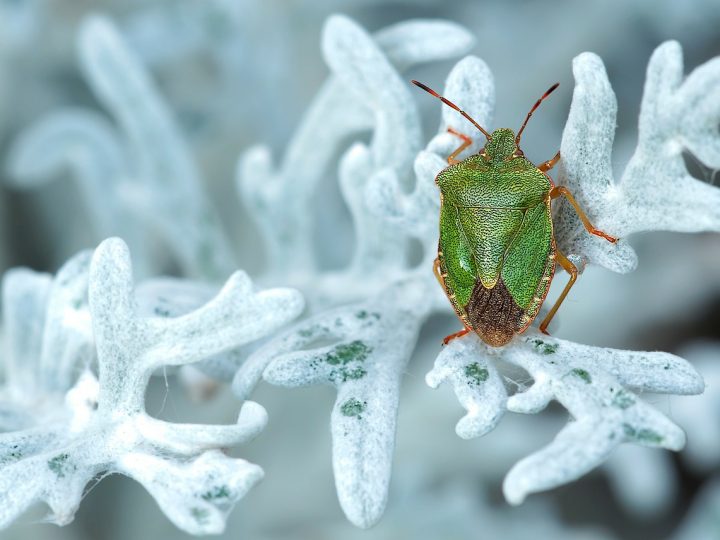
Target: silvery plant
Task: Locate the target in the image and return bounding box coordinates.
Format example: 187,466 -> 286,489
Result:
0,7 -> 719,538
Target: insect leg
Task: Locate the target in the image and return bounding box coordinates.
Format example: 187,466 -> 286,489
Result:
538,249 -> 577,335
538,151 -> 561,172
550,186 -> 618,243
446,127 -> 473,165
443,327 -> 471,345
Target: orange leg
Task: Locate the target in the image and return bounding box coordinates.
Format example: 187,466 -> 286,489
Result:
538,151 -> 561,172
539,249 -> 576,335
434,258 -> 472,345
443,328 -> 471,345
446,127 -> 472,165
550,186 -> 618,243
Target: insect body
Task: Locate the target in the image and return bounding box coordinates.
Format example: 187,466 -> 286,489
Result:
412,80 -> 617,347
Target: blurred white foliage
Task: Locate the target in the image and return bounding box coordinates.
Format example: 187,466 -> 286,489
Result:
120,0 -> 289,146
0,0 -> 45,52
122,0 -> 242,66
0,238 -> 304,533
6,15 -> 235,280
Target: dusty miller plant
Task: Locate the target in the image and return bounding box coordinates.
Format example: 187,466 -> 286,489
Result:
0,10 -> 717,536
7,15 -> 236,280
0,239 -> 303,533
235,15 -> 713,527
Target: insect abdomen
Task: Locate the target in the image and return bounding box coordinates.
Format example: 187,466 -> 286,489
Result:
466,278 -> 524,346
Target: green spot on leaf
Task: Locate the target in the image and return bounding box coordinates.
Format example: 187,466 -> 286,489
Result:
201,485 -> 231,501
622,424 -> 664,444
340,398 -> 367,418
356,310 -> 381,321
570,368 -> 592,384
323,341 -> 372,383
298,324 -> 330,339
612,390 -> 635,409
330,365 -> 367,383
325,341 -> 372,365
298,328 -> 314,338
1,445 -> 22,463
48,453 -> 72,478
464,362 -> 489,386
191,507 -> 210,525
531,339 -> 558,355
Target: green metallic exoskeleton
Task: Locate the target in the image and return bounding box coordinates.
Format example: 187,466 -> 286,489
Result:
413,81 -> 617,347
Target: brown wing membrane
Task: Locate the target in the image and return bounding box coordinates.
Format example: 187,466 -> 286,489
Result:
466,278 -> 524,347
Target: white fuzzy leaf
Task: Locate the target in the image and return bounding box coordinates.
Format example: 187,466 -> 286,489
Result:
117,451 -> 262,535
426,336 -> 506,439
234,282 -> 429,528
428,332 -> 702,506
556,41 -> 720,272
0,238 -> 303,534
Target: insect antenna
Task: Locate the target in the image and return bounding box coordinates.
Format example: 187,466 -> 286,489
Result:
411,80 -> 492,141
515,82 -> 560,147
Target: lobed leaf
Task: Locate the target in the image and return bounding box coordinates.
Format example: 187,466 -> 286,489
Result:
429,332 -> 703,506
0,238 -> 303,533
556,41 -> 720,272
234,282 -> 429,528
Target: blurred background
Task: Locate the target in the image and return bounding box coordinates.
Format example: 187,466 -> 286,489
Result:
1,0 -> 720,538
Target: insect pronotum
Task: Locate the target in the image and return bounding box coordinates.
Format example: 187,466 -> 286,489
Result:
412,79 -> 618,347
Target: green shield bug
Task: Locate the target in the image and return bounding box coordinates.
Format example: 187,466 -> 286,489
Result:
412,80 -> 618,347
